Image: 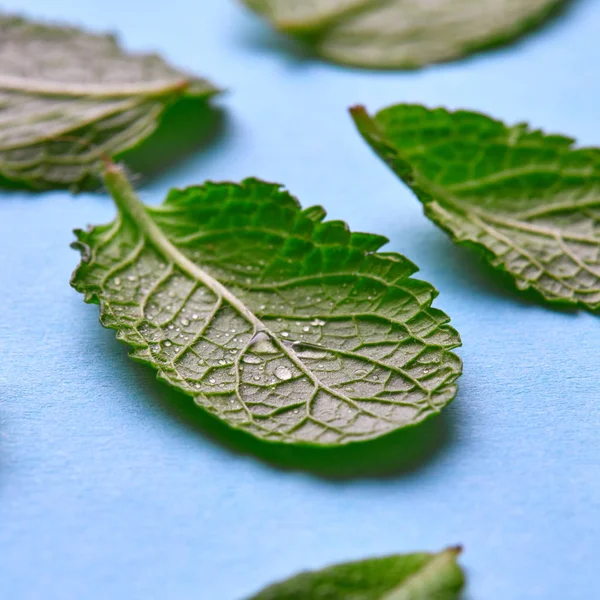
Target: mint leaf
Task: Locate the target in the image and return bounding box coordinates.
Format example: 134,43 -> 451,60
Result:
71,163 -> 462,446
248,547 -> 465,599
0,13 -> 219,190
351,104 -> 600,310
241,0 -> 563,69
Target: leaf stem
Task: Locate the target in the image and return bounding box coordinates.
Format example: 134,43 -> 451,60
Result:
101,160 -> 265,331
349,105 -> 379,137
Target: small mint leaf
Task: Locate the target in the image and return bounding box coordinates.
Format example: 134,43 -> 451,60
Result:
0,13 -> 219,190
248,547 -> 465,599
352,104 -> 600,310
241,0 -> 563,69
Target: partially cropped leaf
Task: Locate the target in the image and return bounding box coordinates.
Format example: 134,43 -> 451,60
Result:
71,163 -> 461,446
0,13 -> 219,190
241,0 -> 563,69
351,104 -> 600,310
248,547 -> 465,599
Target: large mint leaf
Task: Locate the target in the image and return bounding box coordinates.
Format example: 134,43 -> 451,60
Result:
249,547 -> 465,599
0,13 -> 218,190
241,0 -> 563,69
71,163 -> 462,446
351,104 -> 600,310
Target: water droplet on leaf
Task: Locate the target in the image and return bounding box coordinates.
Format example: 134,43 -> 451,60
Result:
274,365 -> 292,381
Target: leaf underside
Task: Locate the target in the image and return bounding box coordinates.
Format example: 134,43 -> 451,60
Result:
351,104 -> 600,311
0,13 -> 218,190
248,547 -> 465,599
71,174 -> 461,447
242,0 -> 563,69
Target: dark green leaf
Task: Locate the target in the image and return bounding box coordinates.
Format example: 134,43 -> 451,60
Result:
351,104 -> 600,310
0,13 -> 219,190
241,0 -> 563,69
248,547 -> 465,599
71,163 -> 462,446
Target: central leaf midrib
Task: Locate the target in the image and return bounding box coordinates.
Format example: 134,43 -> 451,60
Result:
0,74 -> 193,98
380,548 -> 461,600
430,195 -> 600,293
427,176 -> 600,245
423,180 -> 600,284
103,163 -> 264,331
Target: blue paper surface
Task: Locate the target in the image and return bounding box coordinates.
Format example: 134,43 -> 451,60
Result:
1,1 -> 599,598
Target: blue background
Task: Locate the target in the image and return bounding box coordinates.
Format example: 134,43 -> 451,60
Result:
1,1 -> 599,598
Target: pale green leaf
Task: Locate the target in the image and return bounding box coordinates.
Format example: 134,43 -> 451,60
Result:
351,104 -> 600,310
71,163 -> 462,446
241,0 -> 563,69
0,13 -> 219,190
248,547 -> 465,599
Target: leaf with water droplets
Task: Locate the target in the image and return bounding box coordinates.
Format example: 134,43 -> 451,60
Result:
241,0 -> 563,69
248,547 -> 465,599
0,13 -> 219,190
71,163 -> 462,446
352,104 -> 600,310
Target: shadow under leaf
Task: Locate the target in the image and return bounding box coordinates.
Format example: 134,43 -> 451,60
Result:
239,24 -> 317,67
118,97 -> 227,186
426,232 -> 582,316
137,364 -> 457,481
